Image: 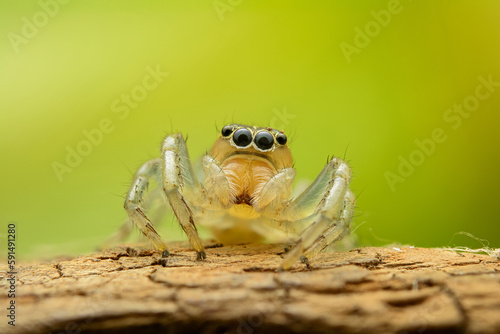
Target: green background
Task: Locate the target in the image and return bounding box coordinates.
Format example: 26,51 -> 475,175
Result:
1,1 -> 499,260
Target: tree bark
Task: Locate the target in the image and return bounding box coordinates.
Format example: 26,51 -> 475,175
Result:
2,242 -> 500,334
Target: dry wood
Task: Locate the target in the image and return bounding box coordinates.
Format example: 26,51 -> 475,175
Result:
1,242 -> 500,334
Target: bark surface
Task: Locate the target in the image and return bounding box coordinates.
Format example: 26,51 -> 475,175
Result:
1,242 -> 500,334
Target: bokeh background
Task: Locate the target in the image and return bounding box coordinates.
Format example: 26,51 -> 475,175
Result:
1,1 -> 499,260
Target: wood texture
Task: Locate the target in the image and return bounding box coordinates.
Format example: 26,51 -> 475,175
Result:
2,242 -> 500,334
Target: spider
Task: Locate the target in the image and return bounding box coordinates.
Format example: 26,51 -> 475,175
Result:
118,124 -> 355,270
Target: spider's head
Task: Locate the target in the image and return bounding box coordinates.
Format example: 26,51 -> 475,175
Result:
211,124 -> 293,170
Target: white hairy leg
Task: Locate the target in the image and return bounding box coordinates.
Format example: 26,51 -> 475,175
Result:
123,158 -> 169,256
161,134 -> 207,260
278,157 -> 354,270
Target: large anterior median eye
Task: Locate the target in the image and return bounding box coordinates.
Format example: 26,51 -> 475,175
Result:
254,131 -> 274,151
232,128 -> 253,147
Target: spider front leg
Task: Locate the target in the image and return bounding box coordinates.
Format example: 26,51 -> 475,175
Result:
162,134 -> 207,260
105,187 -> 166,248
301,189 -> 355,258
123,158 -> 169,256
278,157 -> 355,271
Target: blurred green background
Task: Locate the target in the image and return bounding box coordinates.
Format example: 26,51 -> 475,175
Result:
1,1 -> 499,260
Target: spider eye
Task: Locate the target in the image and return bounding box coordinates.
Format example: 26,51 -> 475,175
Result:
254,131 -> 274,151
221,125 -> 233,137
232,128 -> 252,147
276,132 -> 287,145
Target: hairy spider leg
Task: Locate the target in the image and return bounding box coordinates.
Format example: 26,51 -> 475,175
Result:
104,187 -> 166,248
276,157 -> 354,270
161,134 -> 207,260
302,189 -> 355,258
123,158 -> 168,254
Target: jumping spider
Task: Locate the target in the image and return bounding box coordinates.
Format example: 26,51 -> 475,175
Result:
118,124 -> 355,270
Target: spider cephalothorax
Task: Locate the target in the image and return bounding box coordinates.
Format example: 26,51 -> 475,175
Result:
117,124 -> 355,270
211,124 -> 293,212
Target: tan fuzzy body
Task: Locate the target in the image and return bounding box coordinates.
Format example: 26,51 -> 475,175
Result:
221,155 -> 276,217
